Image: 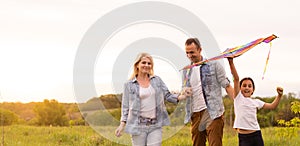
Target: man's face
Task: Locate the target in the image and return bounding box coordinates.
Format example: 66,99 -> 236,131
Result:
185,42 -> 202,63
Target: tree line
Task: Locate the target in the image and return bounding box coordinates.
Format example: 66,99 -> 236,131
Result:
1,93 -> 299,127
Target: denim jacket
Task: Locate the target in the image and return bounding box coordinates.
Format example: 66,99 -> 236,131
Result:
120,75 -> 178,135
182,60 -> 230,124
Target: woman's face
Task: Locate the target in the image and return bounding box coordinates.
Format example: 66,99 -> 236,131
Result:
240,79 -> 254,97
137,57 -> 152,75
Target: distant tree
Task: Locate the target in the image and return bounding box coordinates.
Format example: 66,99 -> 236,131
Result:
278,101 -> 300,127
0,102 -> 35,122
100,94 -> 122,109
223,96 -> 234,126
276,100 -> 300,143
291,101 -> 300,115
275,93 -> 299,122
79,94 -> 122,112
78,97 -> 103,111
86,110 -> 119,126
33,99 -> 68,126
64,103 -> 80,120
0,108 -> 18,125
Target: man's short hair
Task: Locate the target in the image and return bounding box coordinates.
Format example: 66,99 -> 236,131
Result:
185,38 -> 201,48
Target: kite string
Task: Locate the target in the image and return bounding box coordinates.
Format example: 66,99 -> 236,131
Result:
262,42 -> 272,80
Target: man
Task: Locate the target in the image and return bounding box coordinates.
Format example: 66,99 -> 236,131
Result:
180,38 -> 233,146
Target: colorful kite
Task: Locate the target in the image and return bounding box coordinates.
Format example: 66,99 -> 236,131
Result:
181,34 -> 278,70
181,34 -> 278,86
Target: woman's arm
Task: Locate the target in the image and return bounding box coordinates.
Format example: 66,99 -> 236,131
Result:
227,58 -> 240,98
156,76 -> 179,104
115,83 -> 130,137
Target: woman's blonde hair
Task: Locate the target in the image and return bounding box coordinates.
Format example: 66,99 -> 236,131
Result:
129,53 -> 154,80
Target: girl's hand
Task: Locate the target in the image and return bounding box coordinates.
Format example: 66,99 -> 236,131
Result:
277,87 -> 284,97
227,57 -> 233,61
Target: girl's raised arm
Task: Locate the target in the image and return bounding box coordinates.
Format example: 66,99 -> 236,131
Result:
227,58 -> 240,98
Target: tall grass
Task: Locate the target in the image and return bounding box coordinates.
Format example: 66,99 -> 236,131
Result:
1,125 -> 118,146
1,125 -> 299,146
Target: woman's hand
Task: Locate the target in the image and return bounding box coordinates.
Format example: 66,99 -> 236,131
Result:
115,122 -> 126,137
178,87 -> 192,101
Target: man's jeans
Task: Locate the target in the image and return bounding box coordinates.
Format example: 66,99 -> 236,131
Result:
191,110 -> 224,146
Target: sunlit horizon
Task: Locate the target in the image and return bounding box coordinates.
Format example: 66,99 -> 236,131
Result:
1,0 -> 300,103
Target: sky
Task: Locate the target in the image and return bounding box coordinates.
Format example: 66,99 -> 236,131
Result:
1,0 -> 300,103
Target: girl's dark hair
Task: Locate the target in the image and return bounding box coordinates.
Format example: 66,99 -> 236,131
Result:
240,77 -> 255,90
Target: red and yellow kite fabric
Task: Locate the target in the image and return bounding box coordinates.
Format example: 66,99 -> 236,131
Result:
181,34 -> 278,70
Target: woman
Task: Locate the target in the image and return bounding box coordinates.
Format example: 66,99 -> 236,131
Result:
115,53 -> 190,146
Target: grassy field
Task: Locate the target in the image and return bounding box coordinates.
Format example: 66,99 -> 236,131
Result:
1,125 -> 299,146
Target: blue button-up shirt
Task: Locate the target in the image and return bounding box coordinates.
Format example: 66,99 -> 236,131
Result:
182,60 -> 230,123
120,75 -> 178,135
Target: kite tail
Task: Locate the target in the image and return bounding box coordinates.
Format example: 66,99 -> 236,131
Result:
183,69 -> 191,87
262,42 -> 272,80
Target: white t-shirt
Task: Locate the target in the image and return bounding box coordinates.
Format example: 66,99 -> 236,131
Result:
139,85 -> 156,119
190,66 -> 207,112
233,91 -> 265,130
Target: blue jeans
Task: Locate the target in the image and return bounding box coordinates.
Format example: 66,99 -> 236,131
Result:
131,125 -> 162,146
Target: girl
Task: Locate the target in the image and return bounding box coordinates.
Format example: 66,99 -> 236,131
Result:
227,58 -> 283,146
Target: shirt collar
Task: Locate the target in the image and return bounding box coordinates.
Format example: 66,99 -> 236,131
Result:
191,56 -> 207,66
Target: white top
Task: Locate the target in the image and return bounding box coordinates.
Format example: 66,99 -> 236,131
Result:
139,85 -> 156,119
190,65 -> 207,112
233,91 -> 265,130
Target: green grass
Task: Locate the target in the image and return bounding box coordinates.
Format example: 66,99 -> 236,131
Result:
1,125 -> 299,146
1,125 -> 117,146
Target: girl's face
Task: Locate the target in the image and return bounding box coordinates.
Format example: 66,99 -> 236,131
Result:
240,80 -> 254,97
137,57 -> 152,75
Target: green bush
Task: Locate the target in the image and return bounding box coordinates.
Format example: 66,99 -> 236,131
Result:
0,108 -> 19,125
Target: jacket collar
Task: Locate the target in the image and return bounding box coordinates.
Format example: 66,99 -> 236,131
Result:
130,75 -> 155,83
